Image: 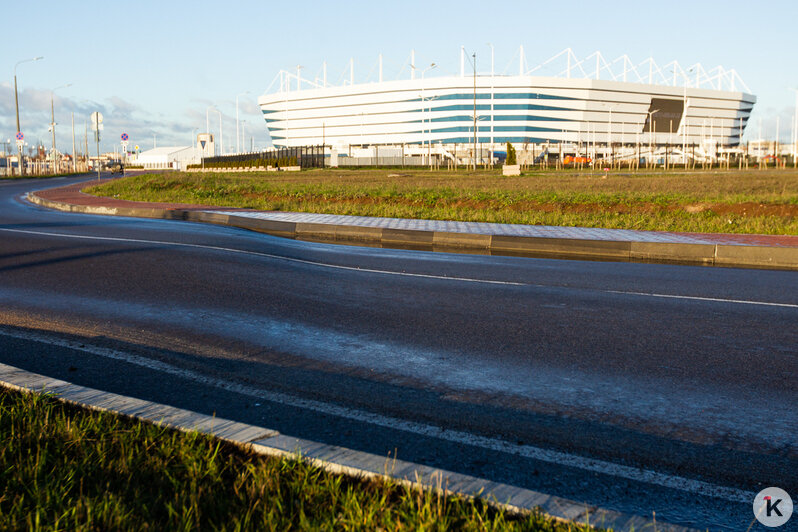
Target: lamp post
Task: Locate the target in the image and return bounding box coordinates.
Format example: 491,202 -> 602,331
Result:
206,106 -> 222,156
647,109 -> 660,168
191,127 -> 198,163
472,53 -> 477,170
50,83 -> 72,174
791,88 -> 798,169
599,102 -> 613,166
415,63 -> 437,168
487,42 -> 495,151
235,91 -> 249,154
13,56 -> 44,176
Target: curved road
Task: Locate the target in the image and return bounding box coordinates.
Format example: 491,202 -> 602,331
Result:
1,175 -> 796,530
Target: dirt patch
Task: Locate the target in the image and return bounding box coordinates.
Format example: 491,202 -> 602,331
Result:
708,202 -> 798,218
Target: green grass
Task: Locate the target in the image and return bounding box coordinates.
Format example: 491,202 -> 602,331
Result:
85,167 -> 798,234
0,387 -> 600,531
1,171 -> 87,180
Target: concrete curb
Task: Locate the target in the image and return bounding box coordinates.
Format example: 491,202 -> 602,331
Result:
0,363 -> 693,531
26,189 -> 798,270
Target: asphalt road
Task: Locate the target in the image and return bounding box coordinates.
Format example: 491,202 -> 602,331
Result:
1,175 -> 796,531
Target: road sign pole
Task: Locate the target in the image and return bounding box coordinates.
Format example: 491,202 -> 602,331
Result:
15,132 -> 24,177
95,115 -> 100,182
121,135 -> 128,177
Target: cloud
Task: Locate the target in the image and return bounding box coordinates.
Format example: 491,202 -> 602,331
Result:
1,84 -> 272,153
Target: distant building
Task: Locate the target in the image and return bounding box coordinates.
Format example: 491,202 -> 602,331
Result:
132,146 -> 197,170
259,48 -> 755,159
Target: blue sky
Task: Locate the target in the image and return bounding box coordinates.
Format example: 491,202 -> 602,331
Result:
2,0 -> 796,154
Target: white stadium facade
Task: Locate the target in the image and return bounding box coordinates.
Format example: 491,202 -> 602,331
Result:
258,48 -> 755,164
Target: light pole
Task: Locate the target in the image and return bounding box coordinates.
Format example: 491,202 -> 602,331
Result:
50,83 -> 72,174
191,127 -> 198,162
472,53 -> 477,169
791,88 -> 798,169
647,109 -> 660,168
415,63 -> 437,168
13,56 -> 44,176
487,42 -> 494,150
236,91 -> 249,154
206,106 -> 222,156
599,102 -> 613,166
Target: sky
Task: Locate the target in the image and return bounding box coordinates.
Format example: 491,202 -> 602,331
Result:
2,0 -> 797,155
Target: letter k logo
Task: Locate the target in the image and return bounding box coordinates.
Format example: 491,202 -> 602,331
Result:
766,497 -> 783,517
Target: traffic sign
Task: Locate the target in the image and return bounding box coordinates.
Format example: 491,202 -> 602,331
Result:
15,132 -> 23,141
90,111 -> 104,131
121,133 -> 128,141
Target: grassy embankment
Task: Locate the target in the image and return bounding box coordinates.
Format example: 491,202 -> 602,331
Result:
0,387 -> 598,531
87,168 -> 798,234
1,171 -> 86,180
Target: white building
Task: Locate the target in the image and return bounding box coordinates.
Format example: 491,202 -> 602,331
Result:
258,48 -> 755,156
132,146 -> 198,170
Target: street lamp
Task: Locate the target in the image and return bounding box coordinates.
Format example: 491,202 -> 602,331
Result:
599,102 -> 614,166
791,88 -> 798,169
50,83 -> 72,174
13,56 -> 44,175
236,91 -> 250,154
462,50 -> 478,169
206,106 -> 222,156
646,109 -> 660,168
414,63 -> 437,168
191,127 -> 198,162
487,43 -> 494,149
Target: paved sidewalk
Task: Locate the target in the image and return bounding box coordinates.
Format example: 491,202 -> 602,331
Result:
205,210 -> 798,247
26,180 -> 798,270
35,179 -> 798,248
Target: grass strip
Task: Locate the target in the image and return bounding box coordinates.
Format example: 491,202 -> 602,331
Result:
0,386 -> 600,531
1,171 -> 87,181
86,168 -> 798,235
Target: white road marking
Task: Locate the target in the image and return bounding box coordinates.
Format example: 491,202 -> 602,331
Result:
605,290 -> 798,309
0,227 -> 523,286
0,326 -> 757,504
1,226 -> 796,308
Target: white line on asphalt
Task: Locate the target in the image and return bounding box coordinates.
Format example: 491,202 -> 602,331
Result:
604,290 -> 798,308
1,226 -> 796,308
0,227 -> 524,286
0,326 -> 757,504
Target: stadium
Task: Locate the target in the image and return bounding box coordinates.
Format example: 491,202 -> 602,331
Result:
258,48 -> 756,165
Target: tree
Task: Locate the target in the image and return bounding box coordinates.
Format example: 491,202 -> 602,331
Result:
506,142 -> 517,165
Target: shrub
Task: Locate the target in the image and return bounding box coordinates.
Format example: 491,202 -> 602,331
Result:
506,142 -> 517,165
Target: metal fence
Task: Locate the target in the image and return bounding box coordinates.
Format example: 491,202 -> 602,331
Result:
202,146 -> 325,168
